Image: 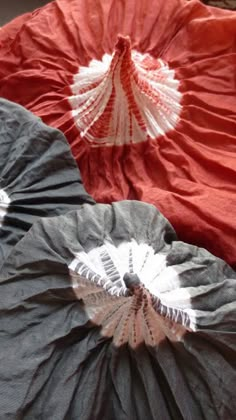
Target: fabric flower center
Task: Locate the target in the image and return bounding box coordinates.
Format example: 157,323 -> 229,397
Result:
69,35 -> 182,146
69,240 -> 191,347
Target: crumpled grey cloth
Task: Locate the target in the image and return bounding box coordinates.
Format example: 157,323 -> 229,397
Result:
0,200 -> 235,420
0,98 -> 95,267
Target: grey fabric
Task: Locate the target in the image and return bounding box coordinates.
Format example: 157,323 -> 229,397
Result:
0,200 -> 236,419
0,98 -> 95,267
0,0 -> 51,26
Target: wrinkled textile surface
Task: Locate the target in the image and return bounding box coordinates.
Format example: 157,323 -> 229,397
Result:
0,98 -> 94,267
0,201 -> 236,419
0,0 -> 236,267
202,0 -> 236,10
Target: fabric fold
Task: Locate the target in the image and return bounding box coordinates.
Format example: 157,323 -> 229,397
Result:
0,200 -> 235,419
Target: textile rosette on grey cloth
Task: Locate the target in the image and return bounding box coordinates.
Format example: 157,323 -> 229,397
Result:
0,98 -> 94,266
0,200 -> 235,419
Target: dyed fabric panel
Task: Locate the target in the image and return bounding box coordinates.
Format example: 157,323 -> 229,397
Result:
0,98 -> 94,266
0,0 -> 236,266
0,201 -> 235,419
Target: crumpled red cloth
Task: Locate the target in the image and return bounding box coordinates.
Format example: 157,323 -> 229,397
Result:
0,0 -> 236,267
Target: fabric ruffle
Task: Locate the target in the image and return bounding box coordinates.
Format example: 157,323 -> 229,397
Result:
0,0 -> 236,267
0,201 -> 235,419
0,98 -> 94,267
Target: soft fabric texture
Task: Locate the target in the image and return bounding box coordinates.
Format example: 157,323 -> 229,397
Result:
202,0 -> 236,10
0,200 -> 235,419
0,0 -> 236,267
0,98 -> 94,267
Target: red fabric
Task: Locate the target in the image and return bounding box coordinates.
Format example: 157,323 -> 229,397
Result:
0,0 -> 236,266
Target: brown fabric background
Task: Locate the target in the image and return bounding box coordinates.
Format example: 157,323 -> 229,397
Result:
201,0 -> 236,9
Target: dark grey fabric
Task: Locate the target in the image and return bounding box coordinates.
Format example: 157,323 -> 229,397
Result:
0,0 -> 51,26
0,98 -> 95,267
0,201 -> 235,419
